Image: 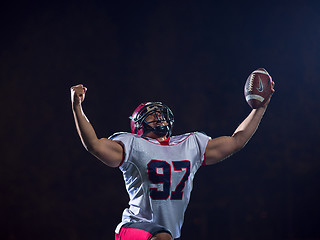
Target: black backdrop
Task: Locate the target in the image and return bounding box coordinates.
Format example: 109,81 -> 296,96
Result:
1,1 -> 320,239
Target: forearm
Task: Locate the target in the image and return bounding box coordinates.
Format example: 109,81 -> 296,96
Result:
232,106 -> 267,147
72,104 -> 99,151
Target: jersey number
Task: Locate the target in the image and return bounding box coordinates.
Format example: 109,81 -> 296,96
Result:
147,160 -> 191,200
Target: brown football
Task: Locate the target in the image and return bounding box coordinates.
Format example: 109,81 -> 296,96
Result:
244,68 -> 273,109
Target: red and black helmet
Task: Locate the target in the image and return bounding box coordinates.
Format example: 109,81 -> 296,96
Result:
130,102 -> 174,137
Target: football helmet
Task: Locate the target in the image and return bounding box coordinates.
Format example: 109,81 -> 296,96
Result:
130,102 -> 174,137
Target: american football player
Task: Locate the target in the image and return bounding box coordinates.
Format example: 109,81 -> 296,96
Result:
71,82 -> 274,240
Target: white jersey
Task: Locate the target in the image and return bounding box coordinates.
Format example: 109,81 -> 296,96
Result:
109,132 -> 211,239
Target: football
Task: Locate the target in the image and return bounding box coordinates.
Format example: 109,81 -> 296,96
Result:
244,68 -> 273,109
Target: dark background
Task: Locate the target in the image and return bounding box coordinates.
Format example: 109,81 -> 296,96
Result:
1,1 -> 320,239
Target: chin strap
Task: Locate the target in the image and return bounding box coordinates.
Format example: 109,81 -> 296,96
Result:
142,123 -> 170,138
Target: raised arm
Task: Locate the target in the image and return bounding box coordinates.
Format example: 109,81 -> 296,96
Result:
71,84 -> 123,167
204,82 -> 275,165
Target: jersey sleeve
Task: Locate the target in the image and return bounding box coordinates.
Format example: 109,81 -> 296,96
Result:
108,132 -> 134,168
193,132 -> 211,166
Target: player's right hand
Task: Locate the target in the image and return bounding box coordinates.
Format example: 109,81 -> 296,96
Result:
71,84 -> 87,106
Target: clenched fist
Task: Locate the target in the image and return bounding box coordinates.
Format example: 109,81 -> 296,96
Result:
71,84 -> 87,107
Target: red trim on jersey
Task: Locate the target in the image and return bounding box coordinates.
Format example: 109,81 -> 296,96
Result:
142,133 -> 195,146
158,138 -> 170,145
201,153 -> 207,166
118,151 -> 125,167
